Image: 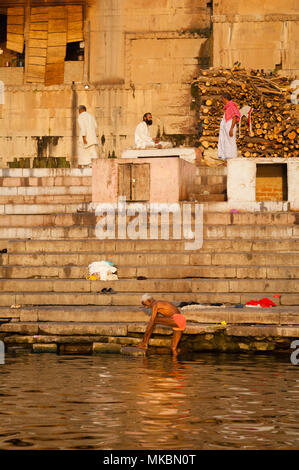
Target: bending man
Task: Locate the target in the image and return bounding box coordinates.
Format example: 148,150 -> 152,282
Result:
136,294 -> 186,355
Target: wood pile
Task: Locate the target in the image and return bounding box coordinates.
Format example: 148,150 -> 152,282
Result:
192,66 -> 299,158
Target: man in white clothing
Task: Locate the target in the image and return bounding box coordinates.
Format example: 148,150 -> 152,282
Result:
134,113 -> 163,149
78,105 -> 99,167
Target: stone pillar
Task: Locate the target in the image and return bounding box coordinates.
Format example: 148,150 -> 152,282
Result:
227,158 -> 256,204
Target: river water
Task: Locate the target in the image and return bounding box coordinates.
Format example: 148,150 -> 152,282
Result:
0,351 -> 298,450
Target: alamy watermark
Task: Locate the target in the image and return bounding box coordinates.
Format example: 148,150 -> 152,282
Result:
290,340 -> 299,365
0,340 -> 4,365
94,197 -> 203,250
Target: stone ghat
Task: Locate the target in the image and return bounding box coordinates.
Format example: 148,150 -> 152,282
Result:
1,307 -> 299,355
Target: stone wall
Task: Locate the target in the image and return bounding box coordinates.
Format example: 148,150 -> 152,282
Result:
0,0 -> 211,167
212,0 -> 299,76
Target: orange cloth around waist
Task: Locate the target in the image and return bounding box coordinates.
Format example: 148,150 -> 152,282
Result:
172,313 -> 186,331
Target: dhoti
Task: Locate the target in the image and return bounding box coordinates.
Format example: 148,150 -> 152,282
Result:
78,143 -> 99,166
218,116 -> 238,160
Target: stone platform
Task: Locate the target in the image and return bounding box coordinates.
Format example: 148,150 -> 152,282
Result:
1,306 -> 299,355
121,147 -> 196,164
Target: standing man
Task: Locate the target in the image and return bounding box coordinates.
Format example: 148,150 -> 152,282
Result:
136,294 -> 186,355
218,93 -> 241,163
78,105 -> 99,168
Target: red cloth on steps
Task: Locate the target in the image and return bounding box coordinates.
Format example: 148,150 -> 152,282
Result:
246,298 -> 276,307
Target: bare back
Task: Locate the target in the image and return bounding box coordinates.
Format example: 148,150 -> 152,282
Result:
154,300 -> 180,318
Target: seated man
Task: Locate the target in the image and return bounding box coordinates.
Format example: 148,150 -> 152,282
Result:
134,113 -> 172,149
136,294 -> 186,355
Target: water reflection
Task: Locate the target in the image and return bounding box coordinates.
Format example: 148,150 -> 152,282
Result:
0,352 -> 298,450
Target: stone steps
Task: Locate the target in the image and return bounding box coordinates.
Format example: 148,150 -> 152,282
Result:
5,238 -> 299,253
0,277 -> 299,293
0,224 -> 297,239
0,168 -> 92,206
0,186 -> 91,196
2,321 -> 298,340
0,211 -> 297,227
0,203 -> 91,215
1,305 -> 298,325
0,165 -> 298,311
2,251 -> 299,266
0,168 -> 92,177
0,291 -> 298,307
0,195 -> 92,204
0,176 -> 91,187
1,264 -> 299,279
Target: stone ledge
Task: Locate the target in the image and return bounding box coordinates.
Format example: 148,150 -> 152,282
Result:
32,343 -> 57,353
212,14 -> 299,23
225,325 -> 299,337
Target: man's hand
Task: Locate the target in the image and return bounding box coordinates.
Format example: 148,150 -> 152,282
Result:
83,136 -> 87,145
153,138 -> 160,143
229,128 -> 233,137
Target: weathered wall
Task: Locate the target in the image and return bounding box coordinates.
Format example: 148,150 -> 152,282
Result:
212,0 -> 299,75
0,0 -> 211,167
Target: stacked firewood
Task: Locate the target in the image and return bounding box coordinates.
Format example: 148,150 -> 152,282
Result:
192,66 -> 299,158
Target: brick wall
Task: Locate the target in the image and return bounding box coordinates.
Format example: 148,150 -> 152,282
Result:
256,164 -> 288,201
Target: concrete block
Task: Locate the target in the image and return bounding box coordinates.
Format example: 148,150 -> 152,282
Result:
107,336 -> 140,346
120,346 -> 146,357
149,338 -> 172,347
93,342 -> 121,353
37,322 -> 128,336
0,322 -> 39,334
32,343 -> 57,353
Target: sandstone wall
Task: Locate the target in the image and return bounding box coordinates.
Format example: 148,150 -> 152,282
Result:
212,0 -> 299,75
0,0 -> 211,167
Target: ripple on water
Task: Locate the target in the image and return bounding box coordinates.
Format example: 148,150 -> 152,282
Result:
0,352 -> 298,450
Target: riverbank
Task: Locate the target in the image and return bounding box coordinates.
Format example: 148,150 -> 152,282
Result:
1,306 -> 298,355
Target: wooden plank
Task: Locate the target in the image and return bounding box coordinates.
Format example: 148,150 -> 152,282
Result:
30,13 -> 48,23
26,76 -> 44,84
45,62 -> 64,86
6,6 -> 24,55
118,164 -> 132,200
28,38 -> 48,49
67,5 -> 83,43
6,7 -> 24,16
48,6 -> 66,19
46,46 -> 66,64
30,22 -> 48,31
28,47 -> 47,58
47,32 -> 67,47
28,56 -> 47,66
29,30 -> 48,40
31,7 -> 48,16
67,6 -> 83,22
6,33 -> 23,44
132,163 -> 150,201
7,24 -> 24,34
6,41 -> 24,54
27,64 -> 46,74
48,19 -> 67,33
67,31 -> 83,43
7,15 -> 24,25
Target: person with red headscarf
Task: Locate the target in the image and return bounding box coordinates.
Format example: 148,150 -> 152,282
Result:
218,93 -> 241,163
